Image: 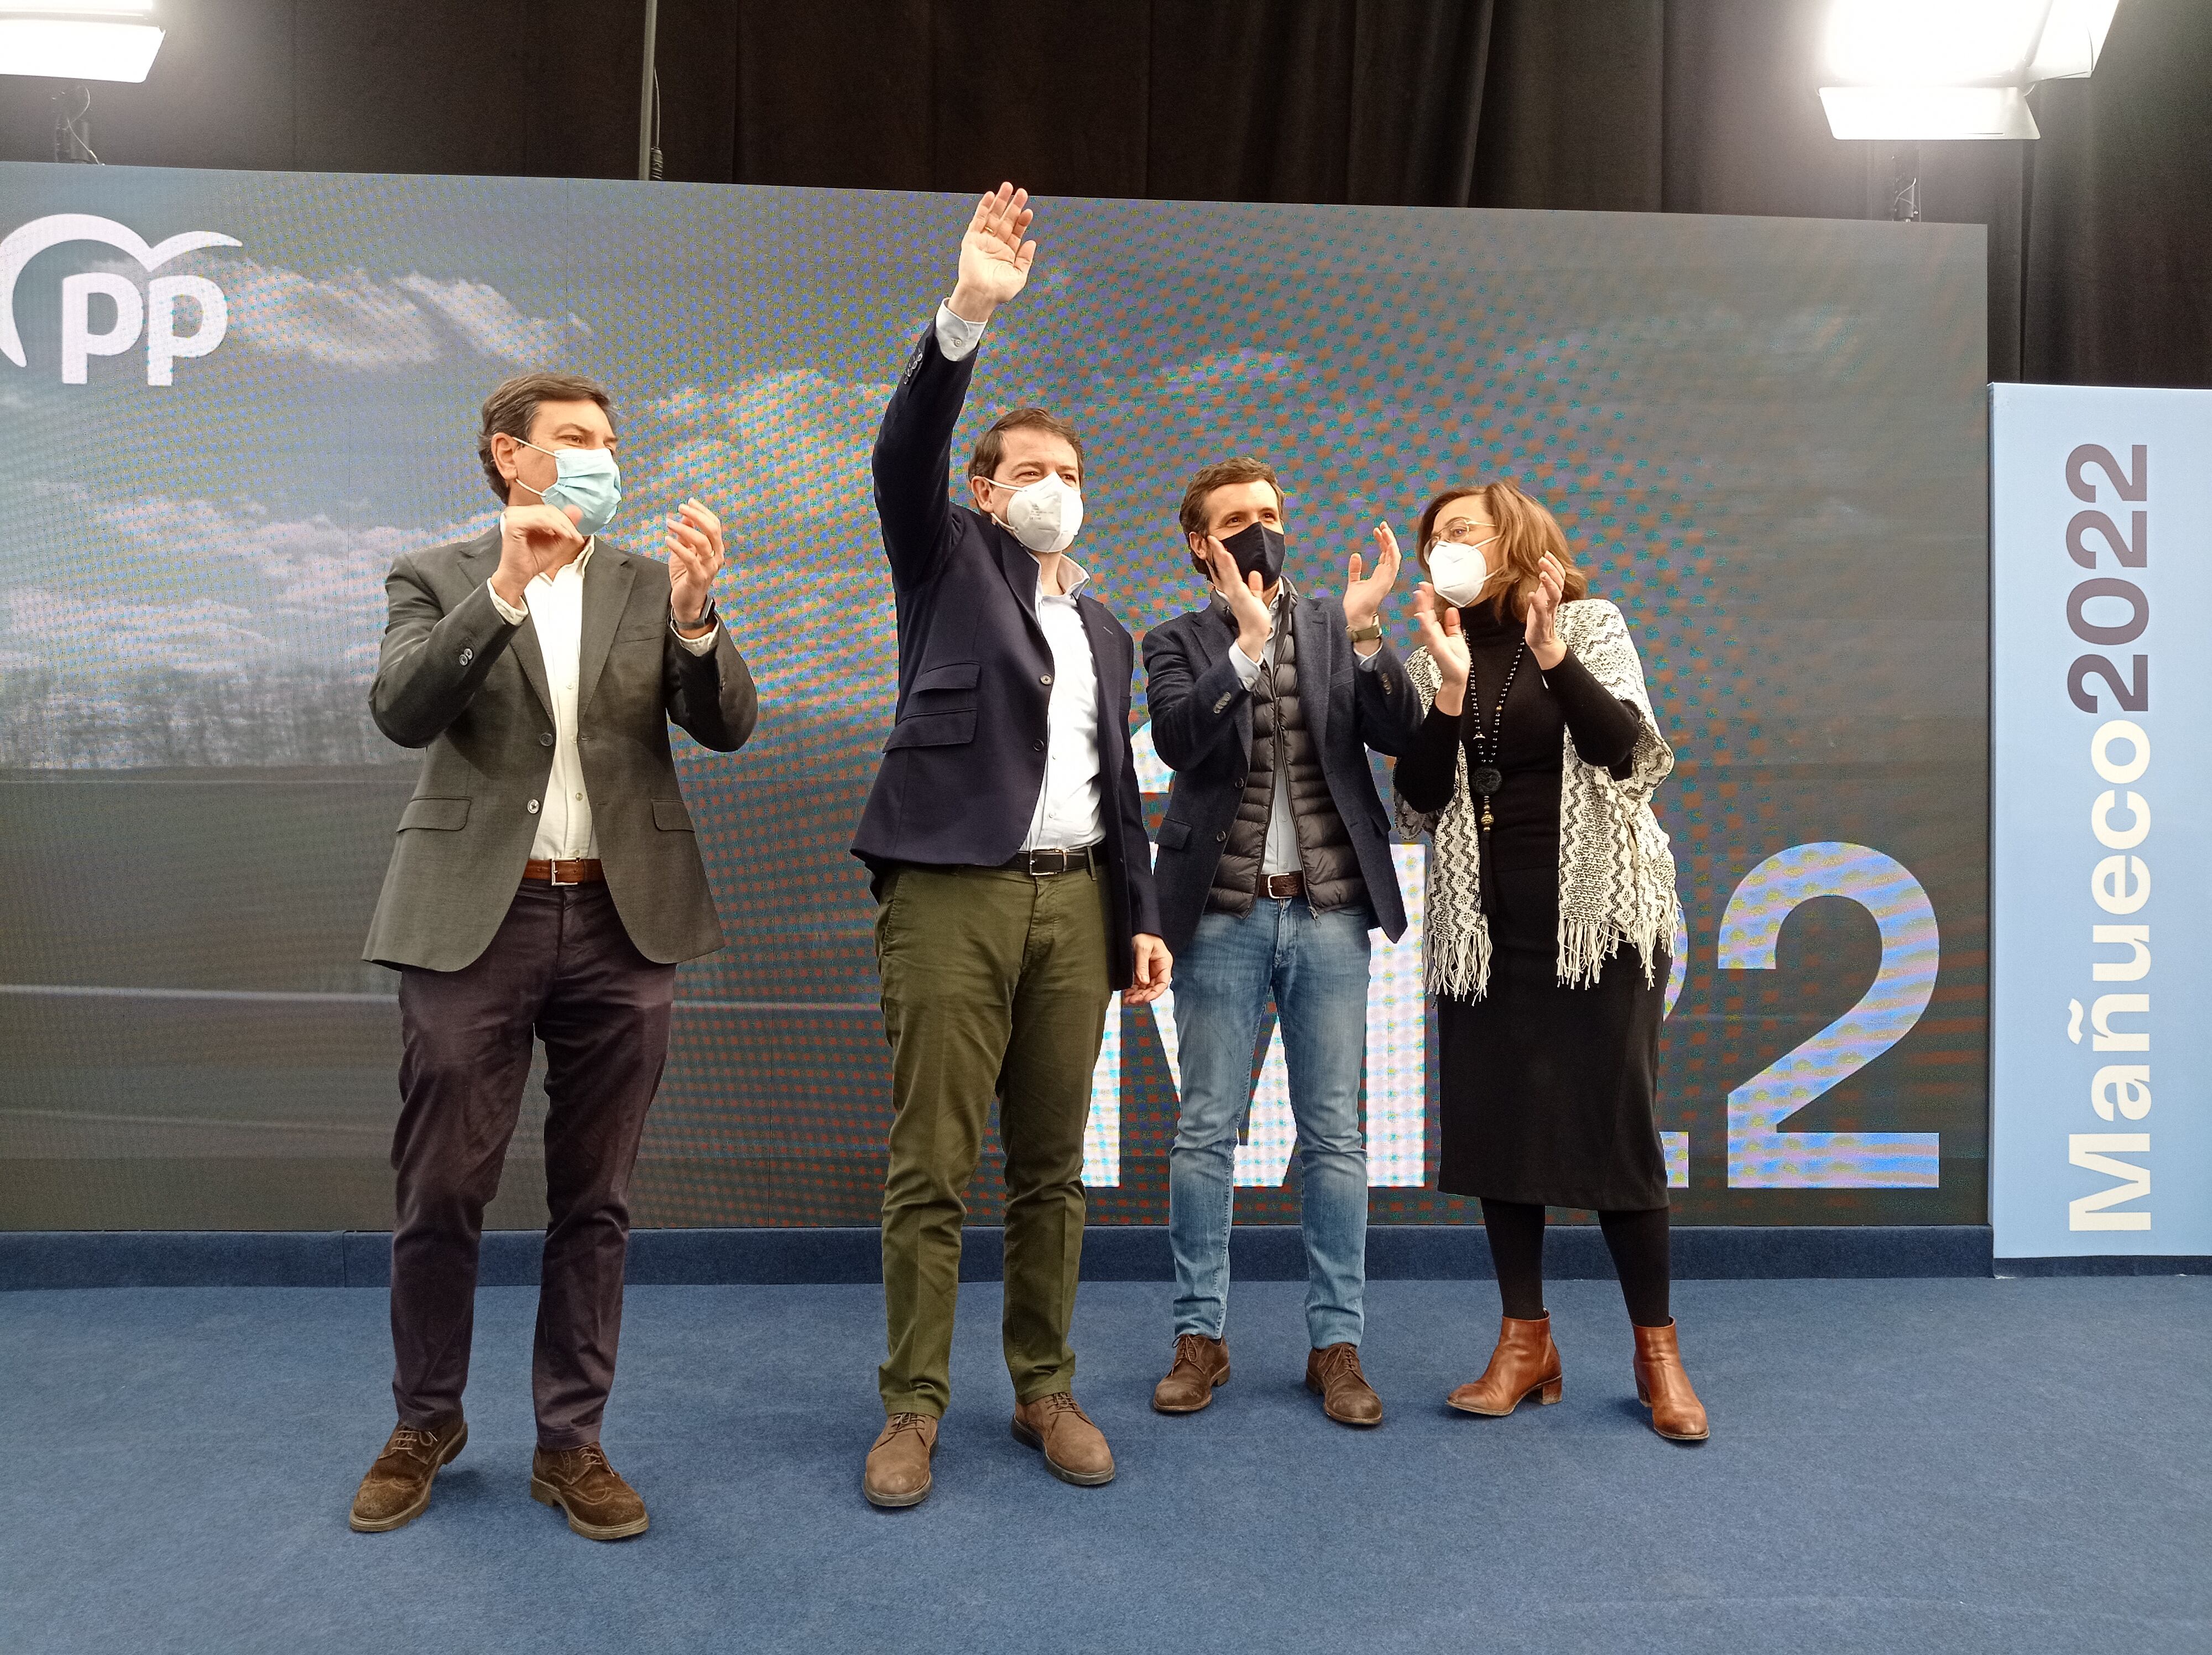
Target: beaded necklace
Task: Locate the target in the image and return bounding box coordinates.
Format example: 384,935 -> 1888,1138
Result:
1465,637 -> 1526,832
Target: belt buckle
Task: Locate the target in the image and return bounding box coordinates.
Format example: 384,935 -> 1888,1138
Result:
1026,850 -> 1060,877
549,858 -> 576,887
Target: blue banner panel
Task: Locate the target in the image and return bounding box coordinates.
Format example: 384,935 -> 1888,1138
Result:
1991,384 -> 2212,1257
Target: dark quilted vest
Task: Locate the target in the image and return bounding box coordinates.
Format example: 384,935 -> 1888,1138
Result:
1205,606 -> 1369,918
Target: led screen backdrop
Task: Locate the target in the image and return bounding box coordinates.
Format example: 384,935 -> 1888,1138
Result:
0,163 -> 1989,1231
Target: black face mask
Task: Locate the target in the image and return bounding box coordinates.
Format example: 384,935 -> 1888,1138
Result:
1212,521 -> 1286,589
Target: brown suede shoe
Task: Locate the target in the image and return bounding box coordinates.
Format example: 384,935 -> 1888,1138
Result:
1305,1343 -> 1383,1427
1152,1334 -> 1232,1414
530,1444 -> 649,1540
863,1412 -> 939,1508
348,1414 -> 467,1533
1632,1320 -> 1711,1443
1447,1313 -> 1564,1417
1011,1393 -> 1115,1486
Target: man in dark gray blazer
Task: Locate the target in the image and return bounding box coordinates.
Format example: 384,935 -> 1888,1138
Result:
348,371 -> 755,1543
1140,457 -> 1421,1428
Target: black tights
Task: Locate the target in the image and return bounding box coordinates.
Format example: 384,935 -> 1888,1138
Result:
1480,1198 -> 1672,1328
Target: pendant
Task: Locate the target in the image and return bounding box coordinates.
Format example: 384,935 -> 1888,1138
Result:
1470,765 -> 1504,796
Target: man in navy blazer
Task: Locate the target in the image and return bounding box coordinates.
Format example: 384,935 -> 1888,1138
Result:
852,184 -> 1168,1508
1139,457 -> 1423,1428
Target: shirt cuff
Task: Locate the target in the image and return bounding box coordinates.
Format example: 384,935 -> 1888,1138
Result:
1355,647 -> 1382,670
935,300 -> 987,363
671,618 -> 719,655
1227,643 -> 1263,686
487,582 -> 527,626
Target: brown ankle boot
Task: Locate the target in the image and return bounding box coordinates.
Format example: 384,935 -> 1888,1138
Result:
1447,1314 -> 1563,1417
1305,1343 -> 1383,1427
530,1444 -> 649,1540
863,1412 -> 939,1508
1632,1320 -> 1710,1442
1152,1334 -> 1231,1414
1011,1393 -> 1115,1486
348,1414 -> 467,1533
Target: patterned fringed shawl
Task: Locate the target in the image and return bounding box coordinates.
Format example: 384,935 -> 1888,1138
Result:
1396,599 -> 1682,1001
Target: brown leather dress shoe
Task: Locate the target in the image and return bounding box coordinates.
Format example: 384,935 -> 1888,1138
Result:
530,1444 -> 649,1540
1632,1320 -> 1710,1442
1305,1343 -> 1383,1427
1447,1313 -> 1564,1416
1152,1334 -> 1232,1414
348,1414 -> 467,1533
863,1412 -> 939,1508
1011,1393 -> 1115,1486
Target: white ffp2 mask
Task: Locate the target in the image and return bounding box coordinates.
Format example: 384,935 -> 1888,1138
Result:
1426,538 -> 1491,607
979,472 -> 1083,555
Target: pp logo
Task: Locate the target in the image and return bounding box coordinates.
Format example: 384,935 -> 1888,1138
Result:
0,212 -> 241,386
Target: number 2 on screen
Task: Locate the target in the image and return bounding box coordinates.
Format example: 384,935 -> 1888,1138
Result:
1715,843 -> 1942,1188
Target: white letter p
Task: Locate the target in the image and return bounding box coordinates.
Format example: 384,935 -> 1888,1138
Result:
146,275 -> 227,386
60,272 -> 142,384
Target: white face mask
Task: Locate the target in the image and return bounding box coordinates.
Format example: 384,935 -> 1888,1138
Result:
979,471 -> 1083,555
1426,536 -> 1494,607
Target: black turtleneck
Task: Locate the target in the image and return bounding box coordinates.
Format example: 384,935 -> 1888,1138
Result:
1393,603 -> 1643,878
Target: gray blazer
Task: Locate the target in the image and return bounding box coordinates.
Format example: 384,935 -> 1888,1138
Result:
362,526 -> 758,972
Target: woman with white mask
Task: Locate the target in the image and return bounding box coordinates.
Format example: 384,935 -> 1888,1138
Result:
1391,478 -> 1707,1443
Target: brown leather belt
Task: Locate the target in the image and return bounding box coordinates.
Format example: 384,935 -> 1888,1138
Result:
998,844 -> 1100,877
523,858 -> 605,886
1261,871 -> 1306,899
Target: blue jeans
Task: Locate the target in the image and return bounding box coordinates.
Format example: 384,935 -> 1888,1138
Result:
1169,896 -> 1374,1350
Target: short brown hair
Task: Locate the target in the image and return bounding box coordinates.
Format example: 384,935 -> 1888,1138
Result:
1177,456 -> 1282,540
477,372 -> 615,504
967,407 -> 1084,487
1412,477 -> 1589,620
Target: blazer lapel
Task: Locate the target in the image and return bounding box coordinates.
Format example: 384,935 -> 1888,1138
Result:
992,526 -> 1052,649
1077,596 -> 1124,769
575,546 -> 637,721
462,529 -> 553,719
1295,596 -> 1333,756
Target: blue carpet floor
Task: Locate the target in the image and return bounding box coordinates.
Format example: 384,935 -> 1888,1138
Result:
3,1277 -> 2207,1654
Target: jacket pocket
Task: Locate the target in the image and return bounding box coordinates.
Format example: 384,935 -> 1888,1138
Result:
397,797 -> 469,832
907,659 -> 979,695
885,710 -> 976,750
1156,818 -> 1192,850
651,798 -> 695,832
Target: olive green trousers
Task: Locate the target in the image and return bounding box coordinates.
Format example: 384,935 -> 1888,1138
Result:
873,862 -> 1112,1417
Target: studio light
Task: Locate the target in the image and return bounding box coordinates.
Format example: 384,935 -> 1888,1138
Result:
0,3 -> 165,85
1819,0 -> 2120,140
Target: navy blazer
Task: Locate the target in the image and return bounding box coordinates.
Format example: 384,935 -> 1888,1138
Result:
1141,591 -> 1425,959
851,324 -> 1160,989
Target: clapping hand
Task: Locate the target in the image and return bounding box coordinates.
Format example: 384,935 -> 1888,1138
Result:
1206,540 -> 1274,660
1344,521 -> 1402,650
1524,551 -> 1567,669
948,183 -> 1037,326
493,502 -> 585,608
1412,581 -> 1471,717
666,498 -> 726,633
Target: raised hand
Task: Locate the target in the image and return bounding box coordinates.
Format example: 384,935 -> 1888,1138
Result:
1344,521 -> 1402,636
493,502 -> 585,608
948,183 -> 1037,325
1412,581 -> 1471,717
666,498 -> 726,632
1206,539 -> 1274,659
1524,551 -> 1567,669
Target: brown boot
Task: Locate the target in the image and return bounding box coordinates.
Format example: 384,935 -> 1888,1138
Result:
1446,1314 -> 1564,1417
1011,1393 -> 1115,1486
863,1412 -> 939,1508
349,1414 -> 468,1533
530,1444 -> 649,1540
1632,1320 -> 1710,1442
1305,1343 -> 1383,1427
1152,1334 -> 1232,1414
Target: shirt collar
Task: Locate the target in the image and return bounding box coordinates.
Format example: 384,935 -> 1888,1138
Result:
1037,554 -> 1089,601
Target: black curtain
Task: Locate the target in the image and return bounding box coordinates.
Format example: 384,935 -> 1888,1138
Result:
2,0 -> 2204,385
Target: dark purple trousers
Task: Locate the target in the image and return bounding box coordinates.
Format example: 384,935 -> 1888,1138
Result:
389,881 -> 675,1450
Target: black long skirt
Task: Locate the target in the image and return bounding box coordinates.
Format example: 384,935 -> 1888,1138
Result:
1435,865 -> 1670,1211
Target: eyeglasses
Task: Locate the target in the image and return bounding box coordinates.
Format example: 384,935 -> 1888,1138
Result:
1434,518 -> 1499,547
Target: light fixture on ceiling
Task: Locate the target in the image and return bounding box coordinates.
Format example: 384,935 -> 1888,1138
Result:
0,3 -> 165,84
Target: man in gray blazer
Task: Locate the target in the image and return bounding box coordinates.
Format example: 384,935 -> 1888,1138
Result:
348,371 -> 755,1543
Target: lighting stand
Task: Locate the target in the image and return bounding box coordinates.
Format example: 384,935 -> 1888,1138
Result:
51,81 -> 98,163
1889,142 -> 1920,222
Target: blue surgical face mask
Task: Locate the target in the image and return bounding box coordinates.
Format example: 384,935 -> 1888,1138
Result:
517,438 -> 622,536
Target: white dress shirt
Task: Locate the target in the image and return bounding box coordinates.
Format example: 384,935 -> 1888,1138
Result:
486,536 -> 718,862
933,300 -> 1105,853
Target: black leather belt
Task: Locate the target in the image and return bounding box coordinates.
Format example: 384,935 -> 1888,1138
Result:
999,844 -> 1102,877
1261,871 -> 1306,899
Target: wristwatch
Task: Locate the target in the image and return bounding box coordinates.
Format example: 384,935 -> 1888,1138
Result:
675,599 -> 718,637
1346,620 -> 1383,644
